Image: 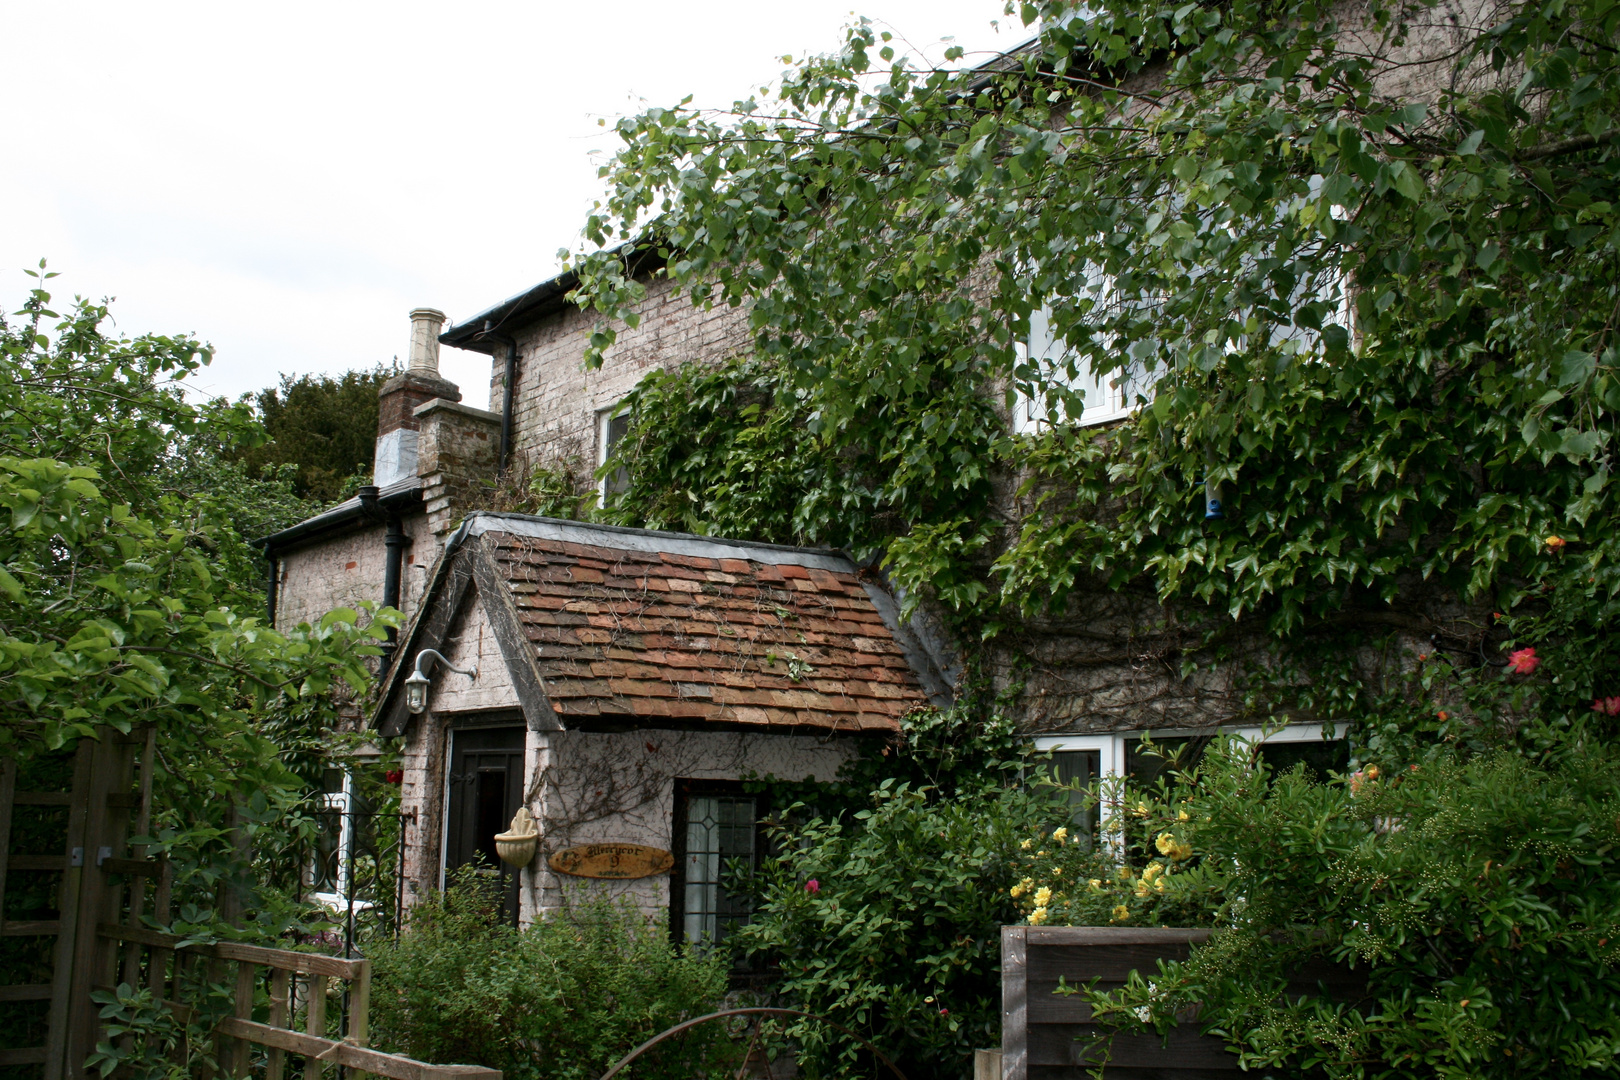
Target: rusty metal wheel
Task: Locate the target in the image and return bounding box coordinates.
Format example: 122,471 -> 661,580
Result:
598,1006 -> 908,1080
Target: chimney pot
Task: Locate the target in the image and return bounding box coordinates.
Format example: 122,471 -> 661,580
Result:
408,308 -> 447,375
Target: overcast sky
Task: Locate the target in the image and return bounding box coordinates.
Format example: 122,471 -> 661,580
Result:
3,1 -> 1016,409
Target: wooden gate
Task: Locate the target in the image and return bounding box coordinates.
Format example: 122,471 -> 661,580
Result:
0,727 -> 501,1080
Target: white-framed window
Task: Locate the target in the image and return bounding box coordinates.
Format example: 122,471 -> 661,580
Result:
309,769 -> 373,914
1013,303 -> 1144,433
596,401 -> 631,505
1032,723 -> 1349,848
1033,723 -> 1348,783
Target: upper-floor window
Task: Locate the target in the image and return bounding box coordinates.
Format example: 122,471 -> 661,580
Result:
596,402 -> 631,505
1013,302 -> 1144,432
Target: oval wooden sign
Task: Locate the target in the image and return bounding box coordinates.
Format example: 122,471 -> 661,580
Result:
548,842 -> 674,880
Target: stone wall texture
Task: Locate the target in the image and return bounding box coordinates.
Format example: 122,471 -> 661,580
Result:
493,274 -> 753,478
273,509 -> 434,635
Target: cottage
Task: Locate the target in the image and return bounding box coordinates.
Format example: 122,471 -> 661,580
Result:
263,302 -> 955,936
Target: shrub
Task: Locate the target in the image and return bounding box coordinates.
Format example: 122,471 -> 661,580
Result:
737,703 -> 1067,1079
369,874 -> 733,1080
1009,725 -> 1620,1079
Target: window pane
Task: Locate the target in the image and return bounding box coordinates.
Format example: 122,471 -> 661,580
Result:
1047,751 -> 1099,844
682,794 -> 756,948
1257,739 -> 1349,783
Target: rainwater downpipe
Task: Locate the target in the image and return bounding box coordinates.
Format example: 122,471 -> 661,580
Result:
359,485 -> 407,670
263,543 -> 279,627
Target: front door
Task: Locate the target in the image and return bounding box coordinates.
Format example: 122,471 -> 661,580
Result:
444,726 -> 525,924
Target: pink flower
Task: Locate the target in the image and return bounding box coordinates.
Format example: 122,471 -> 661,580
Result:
1592,697 -> 1620,716
939,1007 -> 949,1016
805,879 -> 820,893
1507,647 -> 1540,675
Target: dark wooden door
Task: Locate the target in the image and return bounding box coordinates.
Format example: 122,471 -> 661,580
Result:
444,726 -> 525,925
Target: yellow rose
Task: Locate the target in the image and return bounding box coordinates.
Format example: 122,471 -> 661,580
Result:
1177,809 -> 1190,822
1052,826 -> 1069,844
1155,832 -> 1176,855
1134,881 -> 1151,898
1142,863 -> 1163,883
1036,851 -> 1048,858
1020,838 -> 1033,850
1154,878 -> 1166,892
1034,886 -> 1053,907
1028,907 -> 1049,926
1052,866 -> 1063,876
1088,878 -> 1103,891
1172,841 -> 1193,861
1134,802 -> 1150,817
1118,866 -> 1136,882
1010,883 -> 1026,898
1111,904 -> 1130,922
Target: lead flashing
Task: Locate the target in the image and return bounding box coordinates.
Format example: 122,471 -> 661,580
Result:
452,511 -> 854,571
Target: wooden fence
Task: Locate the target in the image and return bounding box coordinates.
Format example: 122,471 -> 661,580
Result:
0,728 -> 500,1080
1001,926 -> 1359,1080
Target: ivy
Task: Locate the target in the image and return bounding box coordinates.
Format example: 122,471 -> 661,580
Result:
575,0 -> 1620,668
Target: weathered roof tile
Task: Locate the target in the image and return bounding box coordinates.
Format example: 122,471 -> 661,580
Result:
477,527 -> 929,734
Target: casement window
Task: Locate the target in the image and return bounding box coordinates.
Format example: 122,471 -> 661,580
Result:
670,781 -> 759,950
1033,723 -> 1350,841
596,402 -> 631,505
310,768 -> 369,913
1035,723 -> 1349,783
1013,303 -> 1144,433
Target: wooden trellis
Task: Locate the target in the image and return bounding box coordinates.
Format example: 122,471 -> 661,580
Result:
0,727 -> 499,1080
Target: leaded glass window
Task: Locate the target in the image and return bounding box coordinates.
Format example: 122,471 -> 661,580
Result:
680,793 -> 756,948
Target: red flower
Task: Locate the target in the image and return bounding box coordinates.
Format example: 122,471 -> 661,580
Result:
805,879 -> 820,893
1507,647 -> 1540,675
384,770 -> 403,785
1592,697 -> 1620,717
939,1007 -> 949,1016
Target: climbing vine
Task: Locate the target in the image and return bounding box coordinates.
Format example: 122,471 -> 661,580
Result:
577,0 -> 1620,706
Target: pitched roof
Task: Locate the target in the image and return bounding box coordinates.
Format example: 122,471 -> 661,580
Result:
374,513 -> 947,737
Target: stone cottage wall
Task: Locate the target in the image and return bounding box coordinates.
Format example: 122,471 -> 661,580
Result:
493,274 -> 753,478
273,510 -> 435,634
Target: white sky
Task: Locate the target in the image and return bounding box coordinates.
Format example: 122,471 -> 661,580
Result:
2,1 -> 1017,409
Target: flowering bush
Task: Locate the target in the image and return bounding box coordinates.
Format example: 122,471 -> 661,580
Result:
1012,720 -> 1620,1079
1007,793 -> 1226,930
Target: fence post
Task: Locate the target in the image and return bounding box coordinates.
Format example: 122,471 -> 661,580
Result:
347,959 -> 371,1080
42,740 -> 93,1080
305,974 -> 327,1080
266,967 -> 291,1080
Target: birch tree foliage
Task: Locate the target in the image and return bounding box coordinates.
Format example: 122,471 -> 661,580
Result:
0,269 -> 385,772
569,0 -> 1620,647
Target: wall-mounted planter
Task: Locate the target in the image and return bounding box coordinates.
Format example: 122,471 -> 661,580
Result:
1001,926 -> 1357,1079
494,807 -> 539,869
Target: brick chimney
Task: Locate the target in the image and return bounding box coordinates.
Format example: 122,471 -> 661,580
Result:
374,308 -> 461,487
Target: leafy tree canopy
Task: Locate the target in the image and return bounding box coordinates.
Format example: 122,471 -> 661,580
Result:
231,366 -> 393,504
572,0 -> 1620,652
0,265 -> 388,938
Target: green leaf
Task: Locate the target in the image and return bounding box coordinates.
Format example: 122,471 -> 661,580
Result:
1557,350 -> 1597,387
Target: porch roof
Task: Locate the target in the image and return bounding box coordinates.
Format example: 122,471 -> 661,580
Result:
373,513 -> 945,737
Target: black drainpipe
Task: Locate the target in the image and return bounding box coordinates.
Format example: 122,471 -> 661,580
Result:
263,542 -> 279,627
358,485 -> 406,670
382,516 -> 404,665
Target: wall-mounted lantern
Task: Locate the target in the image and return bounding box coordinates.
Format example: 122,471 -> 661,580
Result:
404,648 -> 478,714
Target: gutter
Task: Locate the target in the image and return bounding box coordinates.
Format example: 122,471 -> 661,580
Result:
257,478 -> 424,627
